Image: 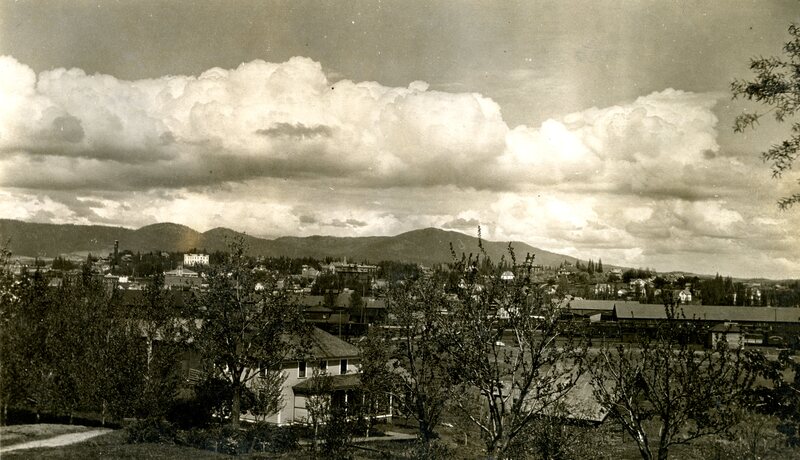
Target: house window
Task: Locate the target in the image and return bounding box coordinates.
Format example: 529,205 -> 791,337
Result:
298,360 -> 306,378
340,359 -> 348,375
319,360 -> 327,373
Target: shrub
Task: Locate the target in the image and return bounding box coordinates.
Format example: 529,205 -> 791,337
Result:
244,423 -> 301,454
180,425 -> 245,455
404,440 -> 453,460
125,418 -> 177,444
180,424 -> 300,455
167,396 -> 214,429
321,407 -> 355,458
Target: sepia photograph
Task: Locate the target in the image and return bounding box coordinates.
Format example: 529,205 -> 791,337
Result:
0,1 -> 799,458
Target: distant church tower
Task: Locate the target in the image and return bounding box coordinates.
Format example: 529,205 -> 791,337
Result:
114,240 -> 119,268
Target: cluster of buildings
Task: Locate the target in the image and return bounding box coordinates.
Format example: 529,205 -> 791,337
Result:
10,245 -> 800,428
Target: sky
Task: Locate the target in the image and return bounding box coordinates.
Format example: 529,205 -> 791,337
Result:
1,0 -> 799,278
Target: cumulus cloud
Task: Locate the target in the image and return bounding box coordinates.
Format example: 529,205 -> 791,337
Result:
0,55 -> 508,191
0,55 -> 751,202
2,54 -> 799,277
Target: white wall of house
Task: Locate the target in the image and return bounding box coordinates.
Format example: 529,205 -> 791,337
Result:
252,357 -> 360,425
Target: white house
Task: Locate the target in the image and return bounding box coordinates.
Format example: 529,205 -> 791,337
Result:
247,327 -> 388,425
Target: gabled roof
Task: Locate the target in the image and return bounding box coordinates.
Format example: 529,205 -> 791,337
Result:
302,327 -> 360,359
614,304 -> 800,324
298,295 -> 325,307
165,267 -> 198,277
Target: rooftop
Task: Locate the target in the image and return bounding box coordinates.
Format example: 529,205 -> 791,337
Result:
300,327 -> 360,360
614,304 -> 800,324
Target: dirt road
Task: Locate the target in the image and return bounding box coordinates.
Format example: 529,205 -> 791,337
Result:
0,428 -> 112,453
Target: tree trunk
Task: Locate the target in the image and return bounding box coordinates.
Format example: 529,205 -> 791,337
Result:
486,438 -> 503,460
631,427 -> 653,460
231,384 -> 241,428
637,442 -> 654,460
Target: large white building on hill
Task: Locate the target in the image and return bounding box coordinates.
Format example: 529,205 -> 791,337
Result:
183,253 -> 209,266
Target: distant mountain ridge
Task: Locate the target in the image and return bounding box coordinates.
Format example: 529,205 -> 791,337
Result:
0,219 -> 580,267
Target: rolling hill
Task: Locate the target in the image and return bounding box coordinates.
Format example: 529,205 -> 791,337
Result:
0,219 -> 580,267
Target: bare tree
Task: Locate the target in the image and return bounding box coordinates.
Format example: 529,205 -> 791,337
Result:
304,368 -> 333,451
591,303 -> 762,460
447,245 -> 586,459
359,274 -> 454,443
249,369 -> 286,423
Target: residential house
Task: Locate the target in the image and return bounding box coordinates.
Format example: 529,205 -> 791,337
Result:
300,265 -> 320,280
247,327 -> 385,425
593,283 -> 613,296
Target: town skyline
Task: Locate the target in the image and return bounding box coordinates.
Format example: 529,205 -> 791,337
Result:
1,1 -> 800,278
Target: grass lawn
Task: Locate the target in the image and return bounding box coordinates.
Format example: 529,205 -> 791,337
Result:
1,430 -> 230,459
3,417 -> 797,459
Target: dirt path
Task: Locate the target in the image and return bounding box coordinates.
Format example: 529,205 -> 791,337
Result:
0,428 -> 112,453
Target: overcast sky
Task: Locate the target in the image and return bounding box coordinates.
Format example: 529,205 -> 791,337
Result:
1,0 -> 799,278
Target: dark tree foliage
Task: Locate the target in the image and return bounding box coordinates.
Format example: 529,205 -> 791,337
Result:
749,348 -> 800,446
0,244 -> 24,423
622,268 -> 655,283
188,237 -> 307,428
311,272 -> 339,296
51,256 -> 78,271
377,260 -> 421,282
258,256 -> 322,274
135,272 -> 185,418
699,274 -> 736,306
0,259 -> 152,425
732,23 -> 800,209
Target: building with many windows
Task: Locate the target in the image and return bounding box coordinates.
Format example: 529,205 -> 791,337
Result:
183,253 -> 210,266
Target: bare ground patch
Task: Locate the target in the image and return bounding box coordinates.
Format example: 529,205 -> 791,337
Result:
0,424 -> 91,448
